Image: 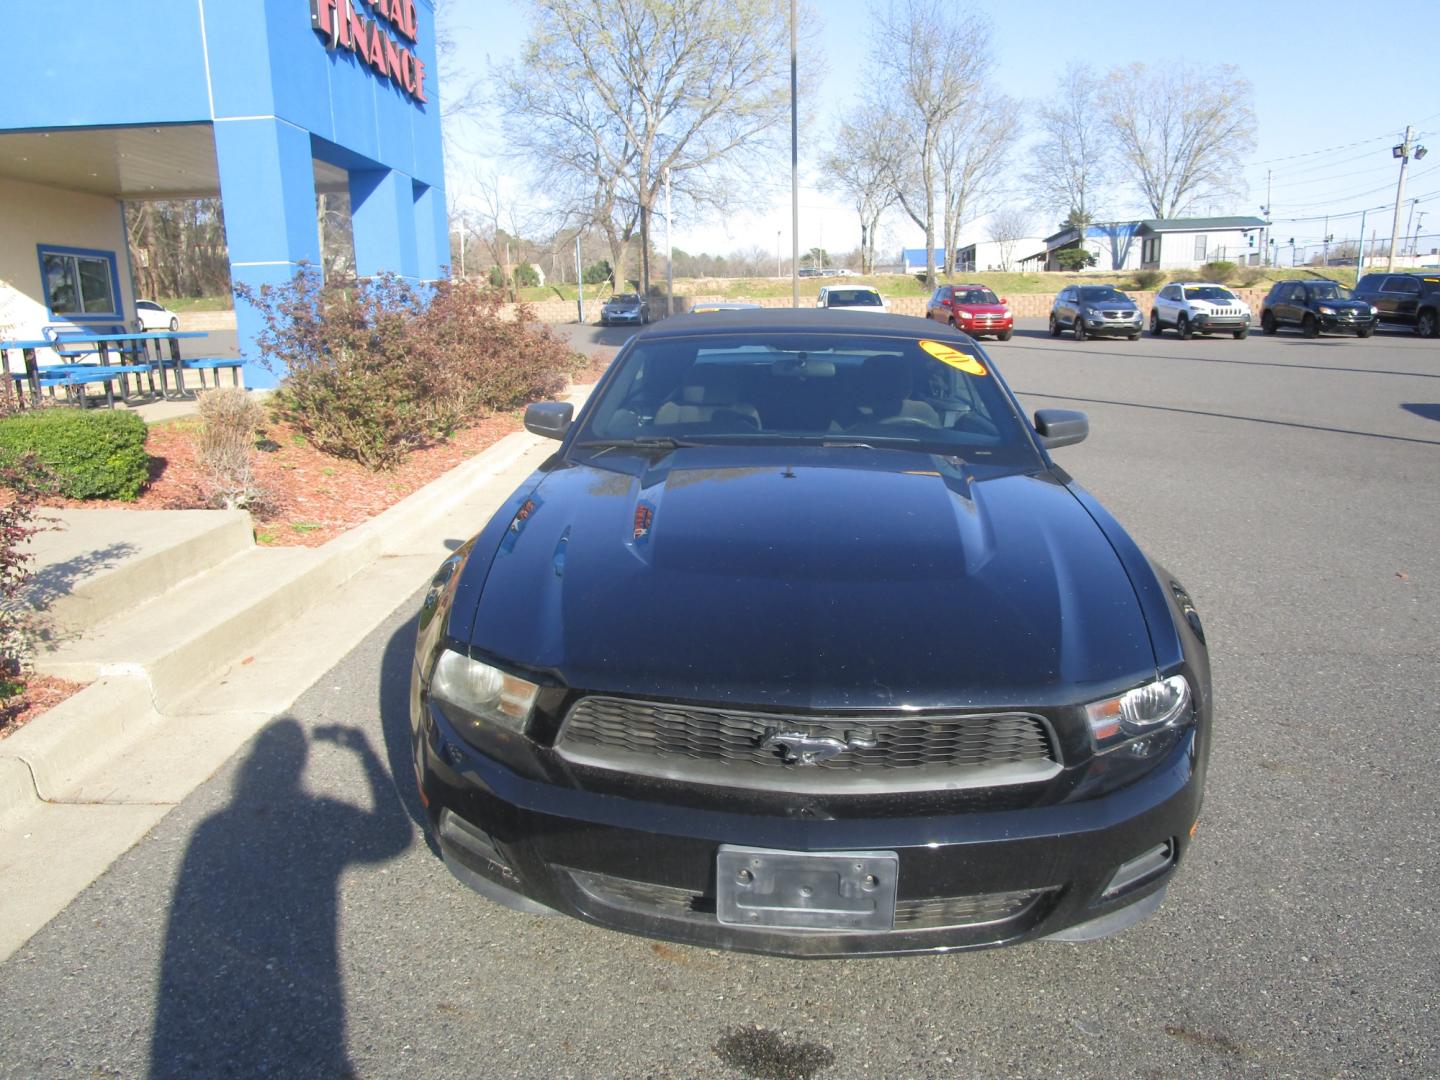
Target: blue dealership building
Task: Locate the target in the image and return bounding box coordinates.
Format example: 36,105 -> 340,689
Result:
0,0 -> 447,387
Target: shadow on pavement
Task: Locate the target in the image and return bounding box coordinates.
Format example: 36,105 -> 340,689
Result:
1401,403 -> 1440,422
149,717 -> 410,1080
1014,389 -> 1440,446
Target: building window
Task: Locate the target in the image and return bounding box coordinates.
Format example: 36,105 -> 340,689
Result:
1193,235 -> 1207,262
1142,237 -> 1159,264
37,245 -> 120,319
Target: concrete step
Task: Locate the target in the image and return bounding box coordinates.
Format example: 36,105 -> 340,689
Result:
27,509 -> 254,634
34,545 -> 320,709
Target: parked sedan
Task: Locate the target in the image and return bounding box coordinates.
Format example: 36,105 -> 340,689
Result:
135,299 -> 179,332
1050,285 -> 1142,341
411,310 -> 1212,958
1150,283 -> 1251,339
600,294 -> 650,326
924,284 -> 1013,340
1260,280 -> 1376,338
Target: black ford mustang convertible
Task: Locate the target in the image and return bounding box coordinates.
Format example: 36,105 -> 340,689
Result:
410,310 -> 1212,957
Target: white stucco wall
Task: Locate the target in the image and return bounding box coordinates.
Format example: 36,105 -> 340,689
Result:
0,175 -> 134,364
1149,229 -> 1258,269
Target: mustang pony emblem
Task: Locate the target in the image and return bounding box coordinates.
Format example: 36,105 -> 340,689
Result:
759,729 -> 877,766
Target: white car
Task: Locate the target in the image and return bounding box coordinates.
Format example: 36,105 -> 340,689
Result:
135,299 -> 180,332
816,285 -> 888,312
1149,282 -> 1251,340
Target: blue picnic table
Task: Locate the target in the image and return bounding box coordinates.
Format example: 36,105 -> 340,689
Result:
0,329 -> 231,409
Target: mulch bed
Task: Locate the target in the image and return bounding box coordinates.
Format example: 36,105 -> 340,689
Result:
1,674 -> 87,740
5,346 -> 616,736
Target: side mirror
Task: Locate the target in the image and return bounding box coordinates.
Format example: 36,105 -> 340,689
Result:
1033,408 -> 1088,449
524,401 -> 574,440
1000,297 -> 1009,304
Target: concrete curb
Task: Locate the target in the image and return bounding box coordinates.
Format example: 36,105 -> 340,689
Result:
0,385 -> 590,827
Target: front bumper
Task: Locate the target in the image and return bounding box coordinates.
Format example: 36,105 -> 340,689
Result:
1083,315 -> 1142,336
1317,313 -> 1376,333
415,698 -> 1205,957
954,316 -> 1012,337
1192,312 -> 1250,331
602,310 -> 644,324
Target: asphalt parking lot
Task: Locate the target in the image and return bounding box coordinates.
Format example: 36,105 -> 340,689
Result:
1,319 -> 1436,1079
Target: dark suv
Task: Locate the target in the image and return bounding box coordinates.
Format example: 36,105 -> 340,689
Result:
1260,280 -> 1376,338
1352,272 -> 1440,337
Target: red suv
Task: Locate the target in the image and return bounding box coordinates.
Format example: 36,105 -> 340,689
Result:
925,284 -> 1014,340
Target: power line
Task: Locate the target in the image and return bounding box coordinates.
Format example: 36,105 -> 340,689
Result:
1242,131 -> 1396,170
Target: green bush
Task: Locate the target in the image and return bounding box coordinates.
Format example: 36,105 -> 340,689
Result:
1055,247 -> 1097,271
1132,269 -> 1166,290
1199,260 -> 1237,283
513,264 -> 540,288
582,261 -> 612,286
0,409 -> 149,500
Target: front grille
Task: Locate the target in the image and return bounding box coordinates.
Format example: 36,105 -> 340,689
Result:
556,697 -> 1059,793
567,868 -> 1047,931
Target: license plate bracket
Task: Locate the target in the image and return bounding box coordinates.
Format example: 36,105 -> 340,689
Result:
716,845 -> 898,931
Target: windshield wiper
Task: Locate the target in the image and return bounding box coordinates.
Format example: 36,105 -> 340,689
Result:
573,436 -> 706,451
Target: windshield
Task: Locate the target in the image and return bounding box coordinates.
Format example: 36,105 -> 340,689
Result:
1308,283 -> 1348,300
575,332 -> 1042,465
1077,286 -> 1125,303
953,288 -> 1000,305
1183,286 -> 1236,302
825,289 -> 883,307
611,294 -> 641,304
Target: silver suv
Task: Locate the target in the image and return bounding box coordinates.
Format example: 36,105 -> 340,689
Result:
1150,282 -> 1252,340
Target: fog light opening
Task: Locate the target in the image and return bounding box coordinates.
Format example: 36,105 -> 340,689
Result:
1102,840 -> 1175,900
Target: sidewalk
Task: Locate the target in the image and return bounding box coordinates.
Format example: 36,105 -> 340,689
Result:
0,384 -> 591,961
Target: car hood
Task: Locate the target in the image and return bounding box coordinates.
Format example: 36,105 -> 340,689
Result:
1313,298 -> 1371,311
1082,301 -> 1138,313
954,303 -> 1008,315
461,447 -> 1156,710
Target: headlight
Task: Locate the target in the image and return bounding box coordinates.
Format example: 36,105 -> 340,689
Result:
1318,305 -> 1336,315
1369,305 -> 1379,316
957,310 -> 972,319
430,649 -> 540,737
1002,307 -> 1013,317
1085,675 -> 1192,754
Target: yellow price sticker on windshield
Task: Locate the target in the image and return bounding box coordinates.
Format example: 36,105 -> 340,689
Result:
918,339 -> 987,376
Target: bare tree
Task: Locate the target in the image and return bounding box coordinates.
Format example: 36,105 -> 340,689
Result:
822,117 -> 900,274
1025,63 -> 1110,228
985,207 -> 1034,271
938,102 -> 1019,274
502,0 -> 794,298
870,0 -> 994,285
1101,63 -> 1256,219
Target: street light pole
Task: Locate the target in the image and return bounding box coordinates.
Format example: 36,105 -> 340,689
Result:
1387,125 -> 1427,272
789,0 -> 799,308
776,230 -> 781,278
664,166 -> 673,318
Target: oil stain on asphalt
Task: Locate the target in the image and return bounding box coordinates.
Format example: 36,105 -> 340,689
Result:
714,1024 -> 836,1080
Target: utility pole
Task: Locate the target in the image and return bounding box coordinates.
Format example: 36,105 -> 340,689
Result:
1322,215 -> 1329,266
776,230 -> 781,279
1387,126 -> 1428,272
1403,198 -> 1419,258
575,232 -> 585,324
789,0 -> 799,308
664,166 -> 673,318
1415,211 -> 1428,257
1260,170 -> 1272,266
1357,208 -> 1366,281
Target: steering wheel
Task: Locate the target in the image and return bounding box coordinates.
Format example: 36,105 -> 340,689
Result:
876,415 -> 934,428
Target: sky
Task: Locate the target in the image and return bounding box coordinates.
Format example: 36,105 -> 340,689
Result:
440,0 -> 1440,264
